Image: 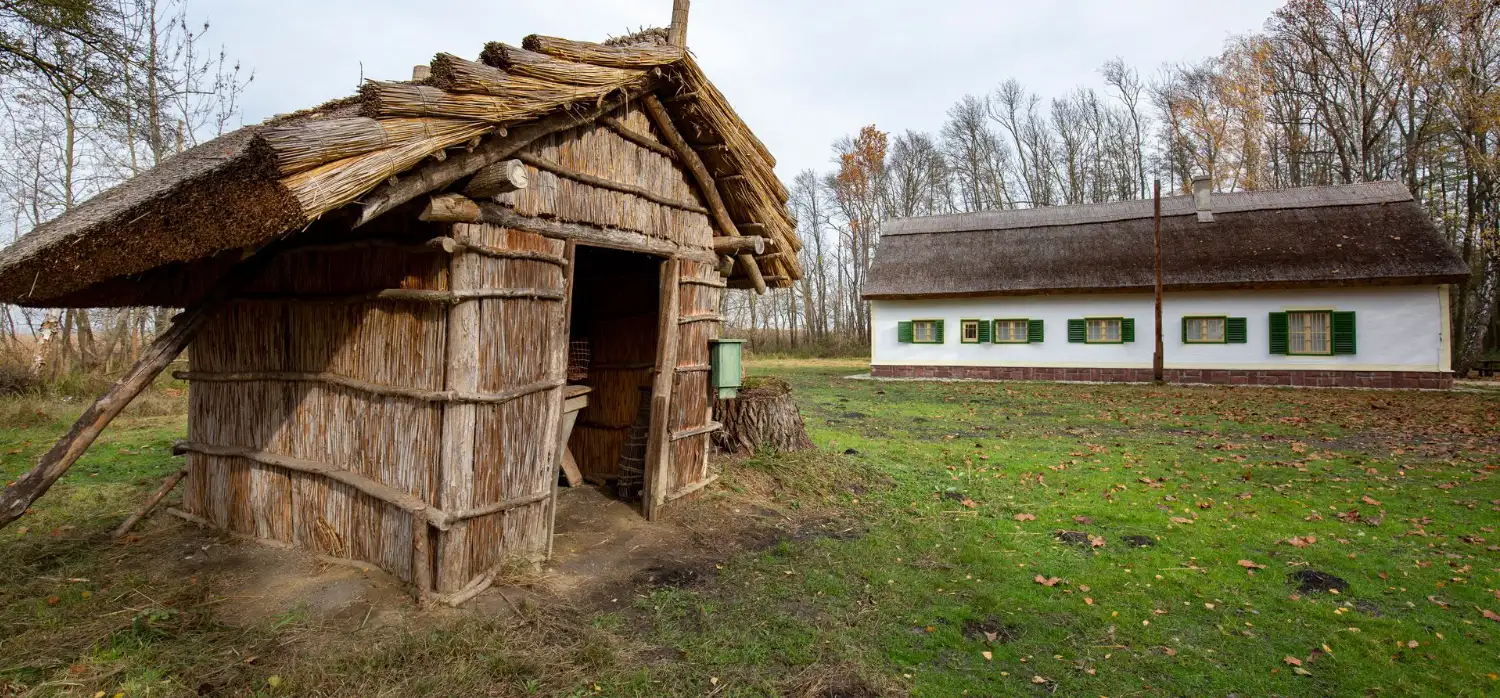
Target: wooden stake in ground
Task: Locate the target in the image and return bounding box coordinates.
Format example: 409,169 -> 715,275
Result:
112,467 -> 188,539
1152,179 -> 1164,383
0,244 -> 282,530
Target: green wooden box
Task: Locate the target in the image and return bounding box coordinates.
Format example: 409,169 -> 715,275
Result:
708,339 -> 745,399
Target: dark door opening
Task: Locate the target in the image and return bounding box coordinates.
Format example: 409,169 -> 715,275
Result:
565,246 -> 661,504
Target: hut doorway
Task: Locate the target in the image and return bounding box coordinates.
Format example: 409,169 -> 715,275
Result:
565,246 -> 663,507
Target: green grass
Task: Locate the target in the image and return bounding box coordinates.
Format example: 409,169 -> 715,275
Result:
2,362 -> 1499,696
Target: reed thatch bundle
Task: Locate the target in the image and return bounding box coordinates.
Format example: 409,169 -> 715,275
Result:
674,56 -> 776,170
521,34 -> 684,69
429,53 -> 645,100
360,78 -> 644,123
478,43 -> 646,87
281,119 -> 494,219
263,117 -> 492,176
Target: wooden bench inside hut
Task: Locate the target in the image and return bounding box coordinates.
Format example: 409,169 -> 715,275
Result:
0,16 -> 800,604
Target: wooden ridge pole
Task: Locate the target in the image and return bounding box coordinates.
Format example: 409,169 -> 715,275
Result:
668,0 -> 691,48
0,244 -> 282,529
640,94 -> 767,294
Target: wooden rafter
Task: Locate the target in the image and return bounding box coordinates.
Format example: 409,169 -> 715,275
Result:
598,115 -> 677,160
641,94 -> 767,294
514,151 -> 709,215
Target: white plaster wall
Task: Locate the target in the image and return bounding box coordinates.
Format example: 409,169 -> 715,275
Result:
870,286 -> 1449,372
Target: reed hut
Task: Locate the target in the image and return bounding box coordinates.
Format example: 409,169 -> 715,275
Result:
0,22 -> 799,602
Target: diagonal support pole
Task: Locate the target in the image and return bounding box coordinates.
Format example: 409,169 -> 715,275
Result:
0,244 -> 284,529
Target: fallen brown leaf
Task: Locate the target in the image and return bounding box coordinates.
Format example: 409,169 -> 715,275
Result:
1238,559 -> 1267,570
1014,513 -> 1037,521
1034,575 -> 1061,587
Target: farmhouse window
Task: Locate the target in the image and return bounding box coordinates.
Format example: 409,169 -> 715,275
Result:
1287,311 -> 1331,355
1088,319 -> 1120,342
1269,311 -> 1355,356
1075,318 -> 1133,343
897,320 -> 944,344
993,319 -> 1030,343
960,319 -> 990,343
1184,317 -> 1226,343
913,319 -> 943,344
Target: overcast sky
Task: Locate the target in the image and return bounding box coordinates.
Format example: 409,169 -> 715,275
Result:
192,0 -> 1284,181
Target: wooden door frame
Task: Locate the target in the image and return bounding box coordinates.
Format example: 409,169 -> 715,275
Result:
642,256 -> 680,521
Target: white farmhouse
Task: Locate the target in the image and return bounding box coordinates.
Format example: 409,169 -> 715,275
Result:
863,180 -> 1469,389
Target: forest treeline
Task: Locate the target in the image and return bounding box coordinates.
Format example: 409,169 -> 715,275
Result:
729,0 -> 1499,373
0,0 -> 247,391
0,1 -> 1494,383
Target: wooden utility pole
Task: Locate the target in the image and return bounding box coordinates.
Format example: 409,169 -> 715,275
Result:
668,0 -> 690,47
1152,179 -> 1164,383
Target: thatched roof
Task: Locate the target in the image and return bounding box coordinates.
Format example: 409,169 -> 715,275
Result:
864,182 -> 1468,300
0,30 -> 798,307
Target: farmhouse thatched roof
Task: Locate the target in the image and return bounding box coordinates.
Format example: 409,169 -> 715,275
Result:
863,182 -> 1468,300
0,29 -> 798,307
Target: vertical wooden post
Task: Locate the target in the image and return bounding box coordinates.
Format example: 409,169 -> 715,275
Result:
1152,179 -> 1164,383
668,0 -> 691,47
437,223 -> 481,592
643,258 -> 681,521
411,506 -> 432,601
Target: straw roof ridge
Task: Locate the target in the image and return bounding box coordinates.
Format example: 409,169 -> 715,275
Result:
884,181 -> 1414,236
603,27 -> 670,47
864,186 -> 1467,300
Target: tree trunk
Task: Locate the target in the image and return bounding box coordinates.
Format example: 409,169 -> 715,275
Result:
712,377 -> 813,456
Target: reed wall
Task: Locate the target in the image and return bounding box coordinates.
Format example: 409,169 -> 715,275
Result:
184,236 -> 449,583
499,105 -> 714,250
669,260 -> 721,495
183,220 -> 568,593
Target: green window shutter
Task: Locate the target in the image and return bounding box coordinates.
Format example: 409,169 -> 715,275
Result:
1332,311 -> 1356,355
1028,319 -> 1044,343
1268,312 -> 1289,354
976,320 -> 991,343
1181,318 -> 1189,344
1226,317 -> 1247,344
934,320 -> 945,344
1121,318 -> 1136,343
898,321 -> 913,343
1068,319 -> 1085,343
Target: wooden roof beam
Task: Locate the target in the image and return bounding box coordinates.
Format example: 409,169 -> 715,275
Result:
641,94 -> 766,294
598,115 -> 677,160
712,235 -> 765,255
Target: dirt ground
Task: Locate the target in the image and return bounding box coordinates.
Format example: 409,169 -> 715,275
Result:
156,477 -> 808,636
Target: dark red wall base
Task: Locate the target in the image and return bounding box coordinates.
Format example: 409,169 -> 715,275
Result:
870,365 -> 1454,389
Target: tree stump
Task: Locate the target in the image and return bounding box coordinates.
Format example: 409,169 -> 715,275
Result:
712,376 -> 813,455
